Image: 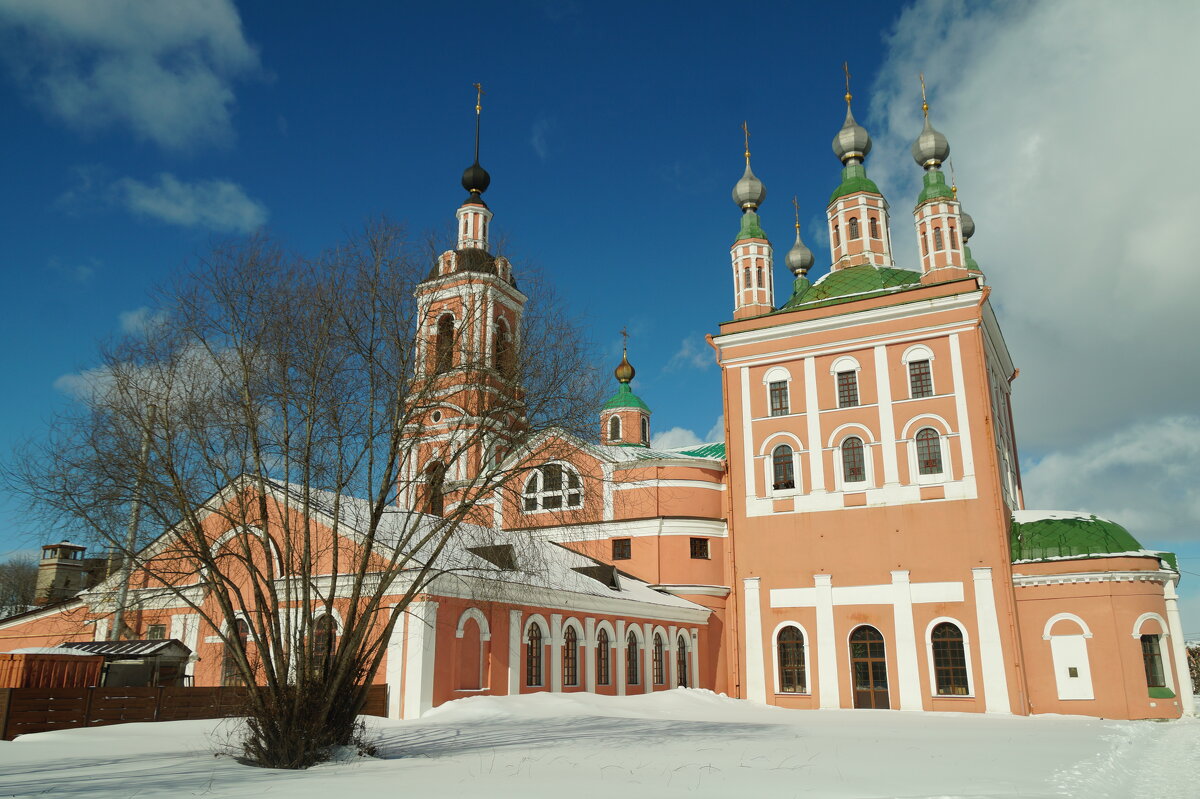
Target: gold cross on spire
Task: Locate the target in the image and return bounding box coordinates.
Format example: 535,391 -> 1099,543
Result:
843,61 -> 853,105
742,120 -> 751,164
919,73 -> 928,118
473,82 -> 484,115
792,195 -> 801,230
948,157 -> 958,199
620,326 -> 629,353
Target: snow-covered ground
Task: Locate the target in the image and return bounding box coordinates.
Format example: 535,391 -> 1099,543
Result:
0,690 -> 1195,798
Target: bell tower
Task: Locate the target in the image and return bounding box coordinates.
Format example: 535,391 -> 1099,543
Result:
730,122 -> 774,320
600,336 -> 651,447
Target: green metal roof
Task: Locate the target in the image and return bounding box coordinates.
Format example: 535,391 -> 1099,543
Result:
675,442 -> 726,459
601,382 -> 650,412
779,264 -> 922,311
735,210 -> 767,242
1009,511 -> 1175,567
916,170 -> 955,205
829,163 -> 880,203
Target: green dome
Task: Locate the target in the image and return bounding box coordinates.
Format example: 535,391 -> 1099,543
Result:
602,382 -> 650,412
829,163 -> 880,203
916,170 -> 955,205
1009,511 -> 1146,562
781,264 -> 921,310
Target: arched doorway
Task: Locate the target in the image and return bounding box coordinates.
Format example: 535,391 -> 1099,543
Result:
849,625 -> 889,709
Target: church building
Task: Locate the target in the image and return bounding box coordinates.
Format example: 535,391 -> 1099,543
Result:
1,86 -> 1190,722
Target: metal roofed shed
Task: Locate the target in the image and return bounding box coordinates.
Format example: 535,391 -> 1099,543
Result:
65,639 -> 193,688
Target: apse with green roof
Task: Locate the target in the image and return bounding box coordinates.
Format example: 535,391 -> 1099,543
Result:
601,346 -> 652,447
1010,510 -> 1178,570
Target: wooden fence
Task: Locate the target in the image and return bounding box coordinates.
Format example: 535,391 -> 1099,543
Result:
0,684 -> 387,740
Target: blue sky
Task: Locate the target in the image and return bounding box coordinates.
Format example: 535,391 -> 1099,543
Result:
2,1 -> 1199,628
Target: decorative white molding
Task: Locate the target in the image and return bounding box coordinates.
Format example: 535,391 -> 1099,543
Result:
1013,569 -> 1176,588
971,568 -> 1010,713
647,584 -> 731,597
742,578 -> 766,703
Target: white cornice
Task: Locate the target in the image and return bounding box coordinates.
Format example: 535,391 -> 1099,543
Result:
1012,569 -> 1175,588
524,518 -> 729,540
648,584 -> 732,597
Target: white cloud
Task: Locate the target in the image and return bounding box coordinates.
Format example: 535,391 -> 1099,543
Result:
113,173 -> 267,233
118,306 -> 168,336
868,0 -> 1200,452
530,115 -> 553,161
650,415 -> 725,450
0,0 -> 259,151
666,336 -> 714,372
1022,415 -> 1200,545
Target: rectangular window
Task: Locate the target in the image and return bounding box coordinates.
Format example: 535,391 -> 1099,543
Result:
1141,635 -> 1165,688
146,624 -> 167,640
612,538 -> 632,560
837,371 -> 859,408
909,360 -> 933,398
689,537 -> 709,559
768,381 -> 789,416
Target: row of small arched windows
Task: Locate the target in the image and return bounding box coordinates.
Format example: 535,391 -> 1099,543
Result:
920,225 -> 959,256
832,215 -> 882,247
608,415 -> 649,445
433,314 -> 515,376
526,624 -> 689,688
769,427 -> 944,490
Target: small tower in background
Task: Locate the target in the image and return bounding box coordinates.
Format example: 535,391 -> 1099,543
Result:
35,541 -> 87,605
827,64 -> 894,271
601,337 -> 651,447
785,195 -> 815,298
912,75 -> 973,284
730,122 -> 774,319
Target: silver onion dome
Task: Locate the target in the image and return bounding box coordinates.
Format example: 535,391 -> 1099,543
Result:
785,230 -> 814,275
732,162 -> 767,210
832,106 -> 872,164
959,209 -> 975,241
912,115 -> 950,169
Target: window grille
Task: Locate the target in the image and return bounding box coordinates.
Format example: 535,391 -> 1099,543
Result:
690,537 -> 709,559
837,370 -> 859,408
522,463 -> 583,512
916,428 -> 943,475
842,437 -> 866,483
908,359 -> 933,398
772,445 -> 795,490
612,538 -> 631,560
931,622 -> 969,695
777,626 -> 806,693
769,381 -> 789,416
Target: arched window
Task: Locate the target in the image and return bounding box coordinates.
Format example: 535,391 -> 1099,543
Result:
777,626 -> 806,693
563,626 -> 579,687
833,224 -> 841,246
640,417 -> 649,444
916,428 -> 943,475
920,232 -> 928,256
743,266 -> 751,290
609,415 -> 621,442
494,320 -> 514,377
596,629 -> 611,686
933,227 -> 944,250
222,618 -> 250,687
526,623 -> 543,687
931,622 -> 969,695
652,633 -> 665,685
908,359 -> 933,398
949,226 -> 959,249
756,266 -> 763,288
841,437 -> 866,483
311,614 -> 336,665
848,217 -> 861,239
772,445 -> 795,490
522,463 -> 583,512
435,314 -> 454,372
626,630 -> 640,685
676,635 -> 689,688
1141,634 -> 1165,688
869,216 -> 879,239
424,462 -> 446,516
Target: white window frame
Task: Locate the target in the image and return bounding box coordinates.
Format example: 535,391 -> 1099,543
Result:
924,617 -> 975,698
521,461 -> 584,514
771,620 -> 812,696
901,416 -> 953,485
828,424 -> 875,490
759,432 -> 804,497
901,344 -> 937,398
1131,613 -> 1176,695
1042,613 -> 1094,701
830,356 -> 862,409
608,414 -> 622,443
763,366 -> 793,418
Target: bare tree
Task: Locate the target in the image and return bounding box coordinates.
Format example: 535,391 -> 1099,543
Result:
0,555 -> 37,616
7,220 -> 601,768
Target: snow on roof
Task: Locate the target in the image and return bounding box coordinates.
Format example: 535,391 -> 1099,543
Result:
1013,509 -> 1117,524
2,646 -> 97,656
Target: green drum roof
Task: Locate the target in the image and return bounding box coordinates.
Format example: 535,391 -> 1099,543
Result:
780,264 -> 922,311
675,442 -> 726,459
602,382 -> 650,412
1010,511 -> 1157,562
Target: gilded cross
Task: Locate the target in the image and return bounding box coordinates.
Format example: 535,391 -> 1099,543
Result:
473,82 -> 484,114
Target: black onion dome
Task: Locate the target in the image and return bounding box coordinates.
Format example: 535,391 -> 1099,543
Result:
462,160 -> 491,196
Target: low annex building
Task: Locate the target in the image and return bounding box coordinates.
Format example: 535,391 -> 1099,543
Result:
1,88 -> 1189,721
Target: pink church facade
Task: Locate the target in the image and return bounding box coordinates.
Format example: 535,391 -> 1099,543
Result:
1,93 -> 1190,722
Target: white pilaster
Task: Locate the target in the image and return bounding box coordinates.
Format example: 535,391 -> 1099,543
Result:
584,617 -> 597,693
949,334 -> 975,478
642,622 -> 654,693
94,618 -> 109,641
690,629 -> 700,689
875,345 -> 900,485
743,577 -> 767,702
804,357 -> 826,492
385,610 -> 408,718
550,613 -> 563,692
1164,579 -> 1195,715
402,600 -> 438,720
615,620 -> 627,696
971,568 -> 1011,713
890,570 -> 922,710
508,610 -> 522,695
740,367 -> 755,501
814,574 -> 840,708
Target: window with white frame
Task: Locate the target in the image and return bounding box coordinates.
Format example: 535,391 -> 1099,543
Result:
522,463 -> 582,512
908,359 -> 933,398
930,622 -> 969,695
640,416 -> 649,444
841,436 -> 866,483
915,428 -> 944,475
769,381 -> 789,416
837,370 -> 859,408
1140,634 -> 1165,689
772,445 -> 795,490
608,415 -> 621,442
777,626 -> 806,693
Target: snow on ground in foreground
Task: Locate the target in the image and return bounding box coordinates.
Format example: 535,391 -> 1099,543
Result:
0,690 -> 1195,798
